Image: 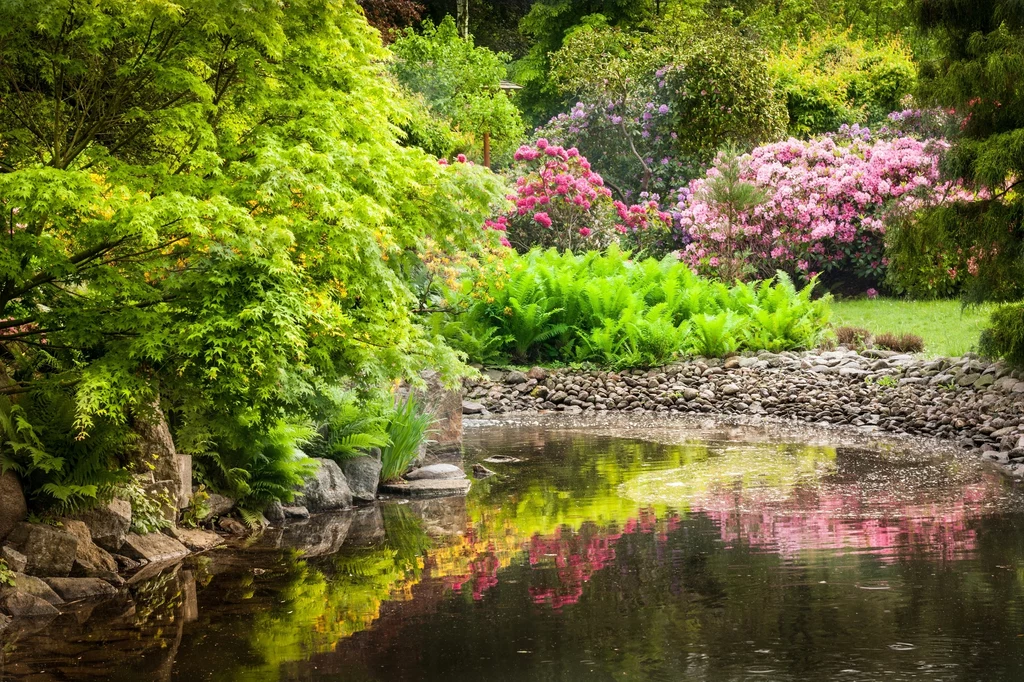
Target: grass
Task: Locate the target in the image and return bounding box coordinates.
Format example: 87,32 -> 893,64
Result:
830,298 -> 995,357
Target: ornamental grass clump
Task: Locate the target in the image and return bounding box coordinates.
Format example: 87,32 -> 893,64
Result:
835,326 -> 872,349
382,395 -> 433,482
873,332 -> 925,354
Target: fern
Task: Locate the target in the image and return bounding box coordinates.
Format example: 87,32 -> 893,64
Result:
382,395 -> 434,482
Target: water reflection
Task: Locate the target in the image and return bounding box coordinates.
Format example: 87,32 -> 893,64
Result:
3,423 -> 1024,681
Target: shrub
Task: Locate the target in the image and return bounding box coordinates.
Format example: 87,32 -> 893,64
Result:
873,332 -> 925,353
980,303 -> 1024,367
196,421 -> 318,517
437,247 -> 831,367
835,326 -> 872,348
305,390 -> 391,462
495,140 -> 672,253
675,130 -> 956,287
770,34 -> 917,137
382,395 -> 433,482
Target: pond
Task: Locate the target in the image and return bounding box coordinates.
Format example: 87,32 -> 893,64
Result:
3,417 -> 1024,681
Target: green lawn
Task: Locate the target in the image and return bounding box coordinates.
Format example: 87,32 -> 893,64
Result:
829,298 -> 995,358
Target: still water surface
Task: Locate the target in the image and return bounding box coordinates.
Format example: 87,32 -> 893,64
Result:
3,420 -> 1024,681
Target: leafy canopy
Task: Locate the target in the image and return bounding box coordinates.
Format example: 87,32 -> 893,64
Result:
0,0 -> 503,463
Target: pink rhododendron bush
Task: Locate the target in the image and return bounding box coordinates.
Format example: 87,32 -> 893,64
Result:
676,131 -> 959,285
490,140 -> 672,253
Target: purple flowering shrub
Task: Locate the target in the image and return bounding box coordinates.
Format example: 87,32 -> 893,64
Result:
675,133 -> 964,285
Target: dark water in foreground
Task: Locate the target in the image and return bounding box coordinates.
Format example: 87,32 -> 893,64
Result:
4,421 -> 1024,681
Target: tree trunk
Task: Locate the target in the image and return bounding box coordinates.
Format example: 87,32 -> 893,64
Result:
456,0 -> 469,39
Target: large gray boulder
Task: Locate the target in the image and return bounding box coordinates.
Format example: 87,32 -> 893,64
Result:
43,577 -> 117,601
134,400 -> 192,509
204,493 -> 236,519
4,573 -> 63,605
5,522 -> 79,577
119,532 -> 189,564
75,498 -> 131,552
405,463 -> 467,481
294,459 -> 353,512
165,526 -> 224,553
0,470 -> 28,541
340,451 -> 382,503
62,520 -> 119,582
1,546 -> 27,573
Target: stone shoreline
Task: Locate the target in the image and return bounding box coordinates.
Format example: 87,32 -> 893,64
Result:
463,348 -> 1024,478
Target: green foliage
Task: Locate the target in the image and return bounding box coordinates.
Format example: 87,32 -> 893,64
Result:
391,16 -> 526,163
305,390 -> 391,462
914,1 -> 1024,304
438,247 -> 831,367
0,0 -> 504,500
181,486 -> 212,529
980,303 -> 1024,368
0,559 -> 14,587
381,395 -> 433,482
122,477 -> 173,535
197,421 -> 318,514
0,391 -> 132,516
770,33 -> 917,136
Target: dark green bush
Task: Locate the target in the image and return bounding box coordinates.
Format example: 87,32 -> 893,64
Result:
980,303 -> 1024,367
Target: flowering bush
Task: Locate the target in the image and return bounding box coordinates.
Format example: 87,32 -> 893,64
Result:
676,133 -> 956,285
492,140 -> 613,252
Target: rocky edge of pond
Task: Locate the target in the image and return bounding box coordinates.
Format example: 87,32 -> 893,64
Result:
0,371 -> 473,634
463,347 -> 1024,478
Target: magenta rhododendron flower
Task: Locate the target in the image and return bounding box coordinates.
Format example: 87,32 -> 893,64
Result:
533,211 -> 553,228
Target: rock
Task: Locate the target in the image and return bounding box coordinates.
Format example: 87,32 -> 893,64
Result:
205,493 -> 236,519
5,522 -> 79,577
264,500 -> 286,524
111,554 -> 141,573
482,455 -> 523,464
0,470 -> 28,542
294,459 -> 353,512
134,399 -> 192,509
411,370 -> 464,459
280,512 -> 352,557
1,546 -> 27,573
119,532 -> 189,564
43,577 -> 117,601
721,383 -> 740,396
462,400 -> 487,415
380,478 -> 472,498
723,356 -> 741,370
166,526 -> 224,552
0,591 -> 59,618
5,573 -> 63,605
527,367 -> 548,380
0,613 -> 9,633
340,453 -> 383,503
217,517 -> 248,535
75,498 -> 132,552
405,463 -> 467,481
472,463 -> 496,478
62,520 -> 118,580
282,505 -> 310,519
681,387 -> 699,400
975,374 -> 995,388
504,370 -> 528,385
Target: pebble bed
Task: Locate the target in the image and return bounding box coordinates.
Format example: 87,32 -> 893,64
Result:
463,348 -> 1024,478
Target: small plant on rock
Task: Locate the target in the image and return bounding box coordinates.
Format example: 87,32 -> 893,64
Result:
873,332 -> 925,354
382,395 -> 434,482
0,558 -> 15,586
181,486 -> 212,529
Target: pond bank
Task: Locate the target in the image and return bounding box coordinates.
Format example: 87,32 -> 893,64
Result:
464,348 -> 1024,478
